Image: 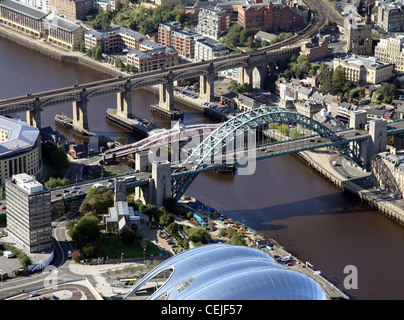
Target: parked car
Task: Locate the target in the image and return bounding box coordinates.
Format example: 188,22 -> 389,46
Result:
1,206 -> 6,210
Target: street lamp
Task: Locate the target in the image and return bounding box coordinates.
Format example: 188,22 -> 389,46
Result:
121,252 -> 124,264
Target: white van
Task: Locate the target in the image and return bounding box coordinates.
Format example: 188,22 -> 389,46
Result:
92,183 -> 103,189
67,250 -> 72,258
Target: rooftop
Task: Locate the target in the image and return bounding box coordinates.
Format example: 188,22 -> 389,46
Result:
0,0 -> 49,19
0,116 -> 39,158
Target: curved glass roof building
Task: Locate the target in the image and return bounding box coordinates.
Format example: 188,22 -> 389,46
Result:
125,244 -> 327,300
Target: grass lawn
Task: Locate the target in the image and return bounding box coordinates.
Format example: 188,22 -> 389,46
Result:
100,237 -> 165,260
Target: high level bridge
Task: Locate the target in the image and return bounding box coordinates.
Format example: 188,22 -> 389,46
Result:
0,0 -> 328,132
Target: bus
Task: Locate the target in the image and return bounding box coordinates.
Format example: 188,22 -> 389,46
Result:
119,278 -> 137,285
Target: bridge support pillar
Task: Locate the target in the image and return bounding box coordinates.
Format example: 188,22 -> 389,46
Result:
238,65 -> 267,89
72,89 -> 89,132
117,80 -> 132,118
159,82 -> 174,110
135,160 -> 171,207
199,63 -> 215,102
361,119 -> 387,171
199,75 -> 215,102
26,97 -> 41,128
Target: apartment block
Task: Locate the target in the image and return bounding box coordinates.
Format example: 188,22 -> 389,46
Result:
196,7 -> 230,40
375,35 -> 404,72
126,46 -> 178,73
194,37 -> 229,61
6,174 -> 52,253
158,22 -> 200,58
45,12 -> 85,49
85,27 -> 146,53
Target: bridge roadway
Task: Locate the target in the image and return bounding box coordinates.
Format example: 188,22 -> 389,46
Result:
0,0 -> 328,115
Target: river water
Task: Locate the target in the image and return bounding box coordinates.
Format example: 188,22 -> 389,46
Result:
1,36 -> 404,300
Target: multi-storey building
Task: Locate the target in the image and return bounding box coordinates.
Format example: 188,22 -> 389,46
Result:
333,55 -> 393,84
196,7 -> 230,40
375,35 -> 404,72
45,12 -> 85,49
0,116 -> 43,187
85,27 -> 146,53
49,0 -> 93,21
346,16 -> 373,56
237,1 -> 306,34
126,46 -> 178,73
0,0 -> 48,38
158,22 -> 200,58
194,37 -> 229,61
6,173 -> 52,253
377,1 -> 404,32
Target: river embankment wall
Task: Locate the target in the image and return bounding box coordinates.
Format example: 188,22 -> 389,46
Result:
297,151 -> 404,226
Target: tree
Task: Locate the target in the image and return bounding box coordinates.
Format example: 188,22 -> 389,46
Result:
121,228 -> 136,243
69,214 -> 100,243
159,212 -> 174,226
185,226 -> 210,244
372,83 -> 397,103
44,177 -> 71,190
80,187 -> 113,217
41,141 -> 70,178
229,231 -> 247,246
332,65 -> 346,94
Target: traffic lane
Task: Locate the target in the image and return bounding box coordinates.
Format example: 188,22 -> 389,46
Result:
9,283 -> 98,300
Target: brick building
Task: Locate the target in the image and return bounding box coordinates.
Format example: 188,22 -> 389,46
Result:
300,36 -> 328,61
237,1 -> 306,34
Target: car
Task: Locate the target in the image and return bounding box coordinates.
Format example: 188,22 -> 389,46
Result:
70,190 -> 77,193
77,190 -> 84,194
30,292 -> 40,297
107,182 -> 114,187
265,149 -> 273,153
1,206 -> 6,210
55,193 -> 62,197
64,190 -> 70,193
72,186 -> 80,189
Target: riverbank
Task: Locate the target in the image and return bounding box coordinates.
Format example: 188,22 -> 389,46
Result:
298,149 -> 404,226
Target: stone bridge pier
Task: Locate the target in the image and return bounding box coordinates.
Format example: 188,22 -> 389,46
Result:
159,71 -> 175,111
117,79 -> 133,118
26,97 -> 42,128
199,63 -> 216,103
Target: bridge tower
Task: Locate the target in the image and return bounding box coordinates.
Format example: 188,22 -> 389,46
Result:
199,63 -> 215,102
26,97 -> 42,128
72,88 -> 89,132
359,119 -> 387,171
135,160 -> 171,208
117,79 -> 132,118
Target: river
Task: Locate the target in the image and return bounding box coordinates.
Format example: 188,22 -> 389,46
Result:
1,36 -> 404,300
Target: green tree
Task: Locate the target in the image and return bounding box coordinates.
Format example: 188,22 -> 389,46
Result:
80,187 -> 113,217
115,57 -> 125,69
185,226 -> 210,244
229,231 -> 246,246
159,212 -> 174,226
41,141 -> 70,178
332,65 -> 346,94
69,214 -> 100,243
44,177 -> 71,190
372,83 -> 397,103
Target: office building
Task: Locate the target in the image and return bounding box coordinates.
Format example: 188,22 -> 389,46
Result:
6,173 -> 52,253
0,116 -> 43,187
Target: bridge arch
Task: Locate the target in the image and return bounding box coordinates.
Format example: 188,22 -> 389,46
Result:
172,106 -> 360,200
